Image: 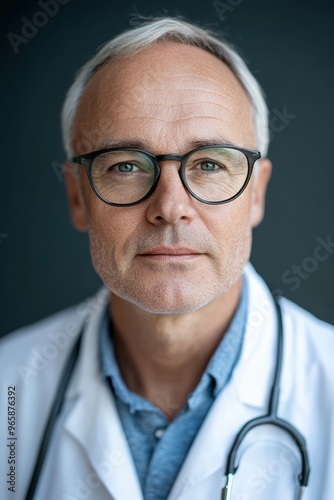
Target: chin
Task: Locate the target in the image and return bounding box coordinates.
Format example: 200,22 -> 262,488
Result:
110,280 -> 232,315
129,298 -> 211,315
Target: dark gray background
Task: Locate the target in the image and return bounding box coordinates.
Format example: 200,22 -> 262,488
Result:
1,0 -> 333,337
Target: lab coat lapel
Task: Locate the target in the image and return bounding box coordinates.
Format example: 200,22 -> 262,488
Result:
63,289 -> 144,500
168,264 -> 279,499
233,263 -> 280,407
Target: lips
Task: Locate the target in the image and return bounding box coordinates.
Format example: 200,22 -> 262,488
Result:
139,246 -> 201,256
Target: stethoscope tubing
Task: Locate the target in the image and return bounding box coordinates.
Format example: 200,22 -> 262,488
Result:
24,332 -> 83,500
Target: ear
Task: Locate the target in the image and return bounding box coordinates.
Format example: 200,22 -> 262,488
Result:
64,162 -> 89,232
250,158 -> 272,228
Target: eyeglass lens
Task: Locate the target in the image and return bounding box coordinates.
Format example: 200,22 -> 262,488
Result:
91,147 -> 249,205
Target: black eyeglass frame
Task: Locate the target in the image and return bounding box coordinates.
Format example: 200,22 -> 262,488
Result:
72,144 -> 261,207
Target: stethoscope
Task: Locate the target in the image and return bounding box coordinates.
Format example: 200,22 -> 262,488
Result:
25,292 -> 310,500
221,295 -> 310,500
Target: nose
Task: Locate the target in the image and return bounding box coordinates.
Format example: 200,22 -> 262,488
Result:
145,161 -> 197,225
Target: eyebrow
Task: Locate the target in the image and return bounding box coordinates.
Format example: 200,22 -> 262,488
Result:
98,137 -> 236,152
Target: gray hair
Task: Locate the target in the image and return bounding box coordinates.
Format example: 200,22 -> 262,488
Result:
61,16 -> 269,159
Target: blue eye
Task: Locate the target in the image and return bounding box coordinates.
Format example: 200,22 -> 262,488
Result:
199,161 -> 218,171
116,163 -> 139,173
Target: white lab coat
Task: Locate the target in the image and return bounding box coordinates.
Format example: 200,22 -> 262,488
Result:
0,263 -> 334,500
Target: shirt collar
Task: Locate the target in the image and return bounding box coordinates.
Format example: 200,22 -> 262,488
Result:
100,276 -> 249,412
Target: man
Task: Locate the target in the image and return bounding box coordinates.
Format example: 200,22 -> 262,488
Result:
0,16 -> 333,500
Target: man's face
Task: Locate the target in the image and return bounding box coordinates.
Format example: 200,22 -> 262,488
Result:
67,42 -> 271,314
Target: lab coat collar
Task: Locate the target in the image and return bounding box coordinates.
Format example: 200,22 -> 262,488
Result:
234,262 -> 280,407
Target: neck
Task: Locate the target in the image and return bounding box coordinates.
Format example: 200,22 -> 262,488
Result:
110,277 -> 242,420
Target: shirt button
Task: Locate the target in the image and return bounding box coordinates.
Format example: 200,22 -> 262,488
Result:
154,428 -> 165,439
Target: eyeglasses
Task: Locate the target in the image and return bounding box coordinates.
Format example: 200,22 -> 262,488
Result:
72,145 -> 261,206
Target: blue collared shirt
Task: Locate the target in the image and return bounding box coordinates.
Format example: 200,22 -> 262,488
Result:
100,279 -> 248,500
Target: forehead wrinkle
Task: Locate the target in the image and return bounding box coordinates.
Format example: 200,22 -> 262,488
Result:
141,88 -> 236,104
129,101 -> 236,113
149,68 -> 250,101
112,115 -> 235,125
156,65 -> 241,84
165,79 -> 243,95
74,47 -> 256,154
